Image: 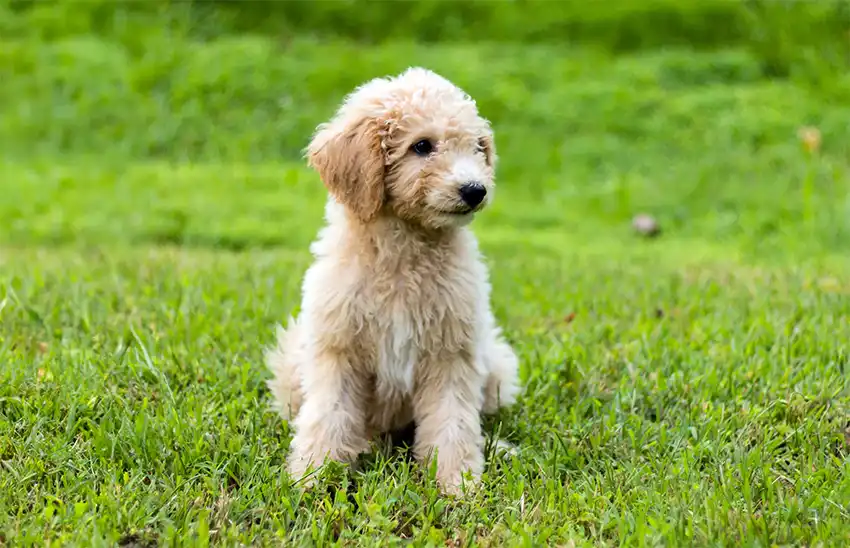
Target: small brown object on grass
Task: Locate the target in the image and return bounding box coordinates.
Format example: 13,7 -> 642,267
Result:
632,214 -> 661,238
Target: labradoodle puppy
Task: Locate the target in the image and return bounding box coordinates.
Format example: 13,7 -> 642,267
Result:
266,67 -> 520,495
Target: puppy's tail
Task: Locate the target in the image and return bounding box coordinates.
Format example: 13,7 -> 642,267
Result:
265,317 -> 304,421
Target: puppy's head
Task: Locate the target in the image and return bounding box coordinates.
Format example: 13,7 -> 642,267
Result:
306,67 -> 497,229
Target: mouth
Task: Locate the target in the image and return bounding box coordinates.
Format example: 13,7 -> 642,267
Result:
438,205 -> 480,216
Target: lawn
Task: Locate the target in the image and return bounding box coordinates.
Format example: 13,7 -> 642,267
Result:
1,1 -> 850,546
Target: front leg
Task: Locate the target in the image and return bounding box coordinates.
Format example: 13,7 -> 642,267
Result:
287,349 -> 370,485
413,351 -> 485,495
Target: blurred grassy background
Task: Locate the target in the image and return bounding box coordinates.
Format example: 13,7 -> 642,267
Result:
2,0 -> 849,257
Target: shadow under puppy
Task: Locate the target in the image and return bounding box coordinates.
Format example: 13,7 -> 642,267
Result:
266,67 -> 520,495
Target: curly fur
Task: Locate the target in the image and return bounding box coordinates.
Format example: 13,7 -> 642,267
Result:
265,67 -> 520,495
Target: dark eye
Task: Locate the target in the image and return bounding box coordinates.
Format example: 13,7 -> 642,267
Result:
410,139 -> 433,156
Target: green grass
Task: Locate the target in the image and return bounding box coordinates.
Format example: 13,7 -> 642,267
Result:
2,1 -> 850,545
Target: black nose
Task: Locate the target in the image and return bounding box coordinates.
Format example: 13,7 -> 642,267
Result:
459,182 -> 487,208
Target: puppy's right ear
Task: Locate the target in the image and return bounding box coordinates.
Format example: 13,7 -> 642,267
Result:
307,116 -> 386,223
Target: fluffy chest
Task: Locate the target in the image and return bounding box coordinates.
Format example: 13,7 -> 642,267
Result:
309,215 -> 485,394
363,260 -> 478,395
373,301 -> 419,394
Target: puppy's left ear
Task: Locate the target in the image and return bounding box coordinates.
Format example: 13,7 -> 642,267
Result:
307,116 -> 386,223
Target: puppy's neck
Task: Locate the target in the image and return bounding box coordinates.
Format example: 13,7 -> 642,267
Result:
325,200 -> 464,260
362,212 -> 459,246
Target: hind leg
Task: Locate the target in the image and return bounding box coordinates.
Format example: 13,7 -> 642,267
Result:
481,327 -> 520,415
265,321 -> 304,420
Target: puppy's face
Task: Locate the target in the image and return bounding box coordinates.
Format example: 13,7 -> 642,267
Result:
307,68 -> 497,230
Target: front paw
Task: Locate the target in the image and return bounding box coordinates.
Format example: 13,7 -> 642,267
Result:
436,467 -> 481,497
286,449 -> 323,488
430,448 -> 484,497
286,432 -> 369,489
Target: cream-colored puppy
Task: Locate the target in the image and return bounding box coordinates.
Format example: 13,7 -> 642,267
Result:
266,67 -> 520,495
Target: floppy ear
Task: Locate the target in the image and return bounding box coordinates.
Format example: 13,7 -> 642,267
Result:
307,116 -> 385,223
